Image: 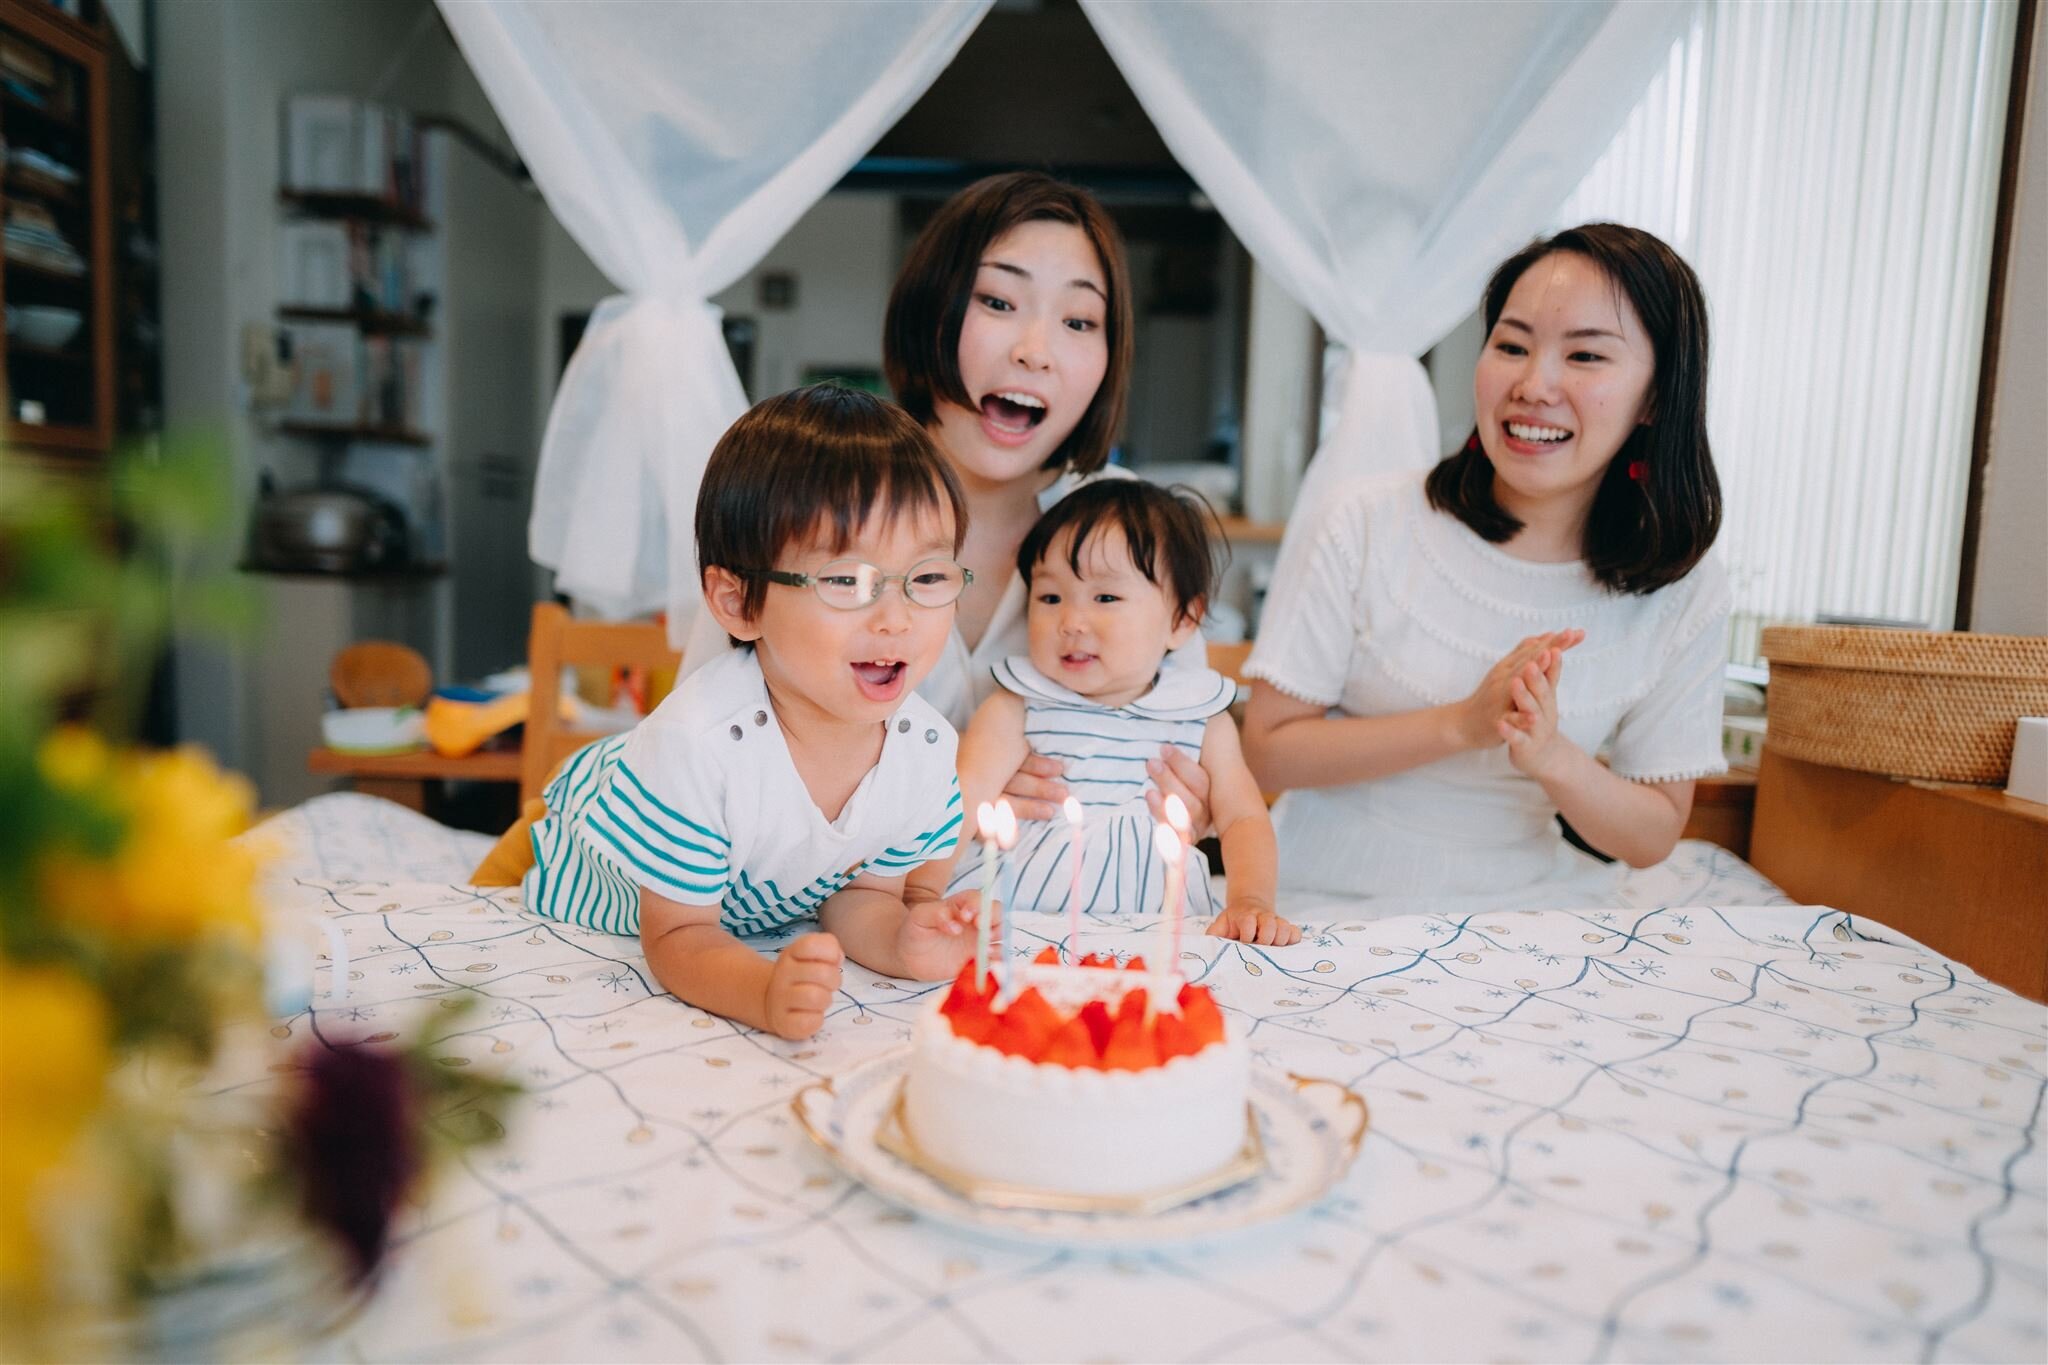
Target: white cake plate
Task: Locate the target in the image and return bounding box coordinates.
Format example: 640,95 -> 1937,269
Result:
791,1049 -> 1368,1249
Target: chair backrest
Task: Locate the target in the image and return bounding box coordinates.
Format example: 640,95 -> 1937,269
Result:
1205,640 -> 1253,685
522,602 -> 682,804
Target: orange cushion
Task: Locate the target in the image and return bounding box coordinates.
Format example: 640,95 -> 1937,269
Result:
471,797 -> 548,886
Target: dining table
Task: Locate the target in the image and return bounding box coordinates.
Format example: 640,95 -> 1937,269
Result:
234,794 -> 2045,1363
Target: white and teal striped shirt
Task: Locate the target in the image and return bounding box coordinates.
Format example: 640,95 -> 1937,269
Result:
523,649 -> 962,936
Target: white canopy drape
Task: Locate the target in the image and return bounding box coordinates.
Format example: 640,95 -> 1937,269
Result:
438,0 -> 992,639
445,0 -> 1689,636
1079,0 -> 1698,573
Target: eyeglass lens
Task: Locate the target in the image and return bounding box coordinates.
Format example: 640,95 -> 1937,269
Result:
812,558 -> 966,609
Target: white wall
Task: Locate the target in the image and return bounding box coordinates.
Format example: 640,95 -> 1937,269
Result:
530,189 -> 899,428
1970,18 -> 2048,637
102,0 -> 145,65
158,0 -> 521,801
1238,263 -> 1320,523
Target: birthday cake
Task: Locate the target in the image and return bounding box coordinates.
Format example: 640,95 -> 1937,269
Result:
900,952 -> 1249,1199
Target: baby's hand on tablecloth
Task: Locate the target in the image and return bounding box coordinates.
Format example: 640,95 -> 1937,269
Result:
763,932 -> 843,1039
1206,901 -> 1302,946
895,890 -> 994,981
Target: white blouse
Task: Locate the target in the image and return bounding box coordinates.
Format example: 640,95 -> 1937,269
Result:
1244,472 -> 1729,902
683,465 -> 1205,732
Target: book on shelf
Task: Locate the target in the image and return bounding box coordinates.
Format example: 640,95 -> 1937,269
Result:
278,221 -> 352,311
283,95 -> 359,196
282,96 -> 429,216
278,221 -> 432,320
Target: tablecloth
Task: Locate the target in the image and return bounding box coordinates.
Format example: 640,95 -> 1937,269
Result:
234,798 -> 2043,1363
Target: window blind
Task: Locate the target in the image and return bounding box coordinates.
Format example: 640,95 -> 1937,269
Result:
1559,0 -> 2020,663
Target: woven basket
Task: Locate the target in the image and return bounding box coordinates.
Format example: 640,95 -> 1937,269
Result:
1760,626 -> 2048,784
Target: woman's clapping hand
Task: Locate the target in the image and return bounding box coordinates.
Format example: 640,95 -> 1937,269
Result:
1454,629 -> 1583,753
1499,643 -> 1574,780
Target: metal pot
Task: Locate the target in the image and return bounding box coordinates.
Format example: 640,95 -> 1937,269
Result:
250,485 -> 408,574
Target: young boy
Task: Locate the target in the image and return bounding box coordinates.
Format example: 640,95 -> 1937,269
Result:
523,385 -> 989,1039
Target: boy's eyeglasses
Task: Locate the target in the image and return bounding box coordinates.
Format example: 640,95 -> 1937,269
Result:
744,558 -> 973,610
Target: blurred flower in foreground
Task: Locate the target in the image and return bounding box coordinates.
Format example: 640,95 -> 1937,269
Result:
0,443 -> 515,1357
36,733 -> 261,946
0,965 -> 110,1287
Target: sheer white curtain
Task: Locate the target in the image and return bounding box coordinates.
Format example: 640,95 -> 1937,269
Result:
1080,0 -> 1696,535
438,0 -> 991,640
1560,0 -> 2020,661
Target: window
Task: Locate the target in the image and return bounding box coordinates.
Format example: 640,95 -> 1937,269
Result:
1559,0 -> 2022,662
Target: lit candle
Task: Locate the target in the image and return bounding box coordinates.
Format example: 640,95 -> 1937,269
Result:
990,799 -> 1019,992
1164,794 -> 1192,971
1153,821 -> 1184,976
974,801 -> 998,990
1062,796 -> 1086,964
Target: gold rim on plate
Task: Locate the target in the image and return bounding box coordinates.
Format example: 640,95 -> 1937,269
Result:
790,1062 -> 1369,1222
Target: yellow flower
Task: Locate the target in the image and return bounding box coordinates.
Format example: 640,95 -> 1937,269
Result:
0,965 -> 110,1289
36,725 -> 112,794
39,745 -> 264,946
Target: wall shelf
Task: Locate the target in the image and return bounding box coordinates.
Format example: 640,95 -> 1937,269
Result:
6,340 -> 89,364
277,305 -> 430,337
277,420 -> 431,447
7,166 -> 80,202
3,257 -> 90,286
1,87 -> 78,129
278,189 -> 432,231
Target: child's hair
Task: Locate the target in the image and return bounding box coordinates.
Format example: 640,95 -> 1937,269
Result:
883,171 -> 1134,474
695,383 -> 968,626
1016,479 -> 1224,625
1426,222 -> 1721,596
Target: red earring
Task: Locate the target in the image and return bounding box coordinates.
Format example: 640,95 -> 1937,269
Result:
1464,431 -> 1481,453
1627,459 -> 1649,482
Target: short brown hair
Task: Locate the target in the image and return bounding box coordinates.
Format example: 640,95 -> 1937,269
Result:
884,172 -> 1134,473
1017,479 -> 1224,625
1426,223 -> 1721,596
695,384 -> 967,628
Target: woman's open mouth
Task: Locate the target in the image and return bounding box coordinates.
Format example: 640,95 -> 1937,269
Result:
979,391 -> 1048,444
850,659 -> 907,701
1502,419 -> 1574,455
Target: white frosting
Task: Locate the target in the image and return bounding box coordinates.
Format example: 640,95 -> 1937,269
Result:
900,1001 -> 1249,1198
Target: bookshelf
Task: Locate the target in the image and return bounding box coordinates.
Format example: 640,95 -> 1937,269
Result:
0,0 -> 112,456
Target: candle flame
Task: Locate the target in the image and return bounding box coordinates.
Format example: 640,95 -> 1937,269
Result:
975,801 -> 997,841
991,798 -> 1020,849
1153,822 -> 1183,861
1062,796 -> 1085,826
1164,793 -> 1191,836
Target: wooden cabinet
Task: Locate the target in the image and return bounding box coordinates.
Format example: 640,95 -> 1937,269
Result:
1750,749 -> 2048,1002
0,0 -> 112,457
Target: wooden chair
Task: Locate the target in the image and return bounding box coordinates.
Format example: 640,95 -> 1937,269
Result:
1206,640 -> 1253,685
521,602 -> 681,804
1207,640 -> 1281,807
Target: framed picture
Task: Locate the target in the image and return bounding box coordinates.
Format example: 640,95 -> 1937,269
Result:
280,322 -> 362,424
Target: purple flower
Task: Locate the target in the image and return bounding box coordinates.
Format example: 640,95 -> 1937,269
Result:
285,1040 -> 422,1282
